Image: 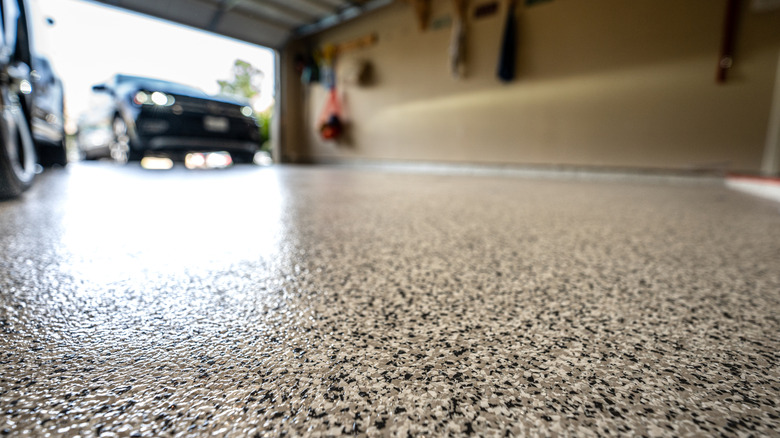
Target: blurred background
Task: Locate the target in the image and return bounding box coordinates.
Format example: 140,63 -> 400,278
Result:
1,0 -> 778,196
30,0 -> 276,168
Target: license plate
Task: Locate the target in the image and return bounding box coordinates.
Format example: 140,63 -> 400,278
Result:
204,116 -> 229,132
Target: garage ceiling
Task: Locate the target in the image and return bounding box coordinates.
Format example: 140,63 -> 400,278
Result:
88,0 -> 393,49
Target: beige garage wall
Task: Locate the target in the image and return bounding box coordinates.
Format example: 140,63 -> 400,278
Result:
281,0 -> 780,173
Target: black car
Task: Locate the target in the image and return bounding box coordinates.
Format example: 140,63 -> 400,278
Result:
31,56 -> 66,167
0,0 -> 67,198
80,74 -> 262,163
0,0 -> 37,198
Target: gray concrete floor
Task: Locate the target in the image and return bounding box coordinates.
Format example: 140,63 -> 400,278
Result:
1,162 -> 779,437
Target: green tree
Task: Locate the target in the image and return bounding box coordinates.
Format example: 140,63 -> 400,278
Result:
217,59 -> 264,100
218,60 -> 272,151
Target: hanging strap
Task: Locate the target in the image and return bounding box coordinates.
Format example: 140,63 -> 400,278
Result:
319,88 -> 342,126
497,0 -> 517,83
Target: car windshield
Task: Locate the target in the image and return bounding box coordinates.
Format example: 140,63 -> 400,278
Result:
115,74 -> 207,97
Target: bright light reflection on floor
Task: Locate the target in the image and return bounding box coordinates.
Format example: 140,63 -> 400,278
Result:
140,156 -> 174,170
254,151 -> 273,166
59,163 -> 286,282
185,152 -> 233,169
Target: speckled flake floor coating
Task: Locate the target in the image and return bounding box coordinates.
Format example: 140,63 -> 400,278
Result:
1,163 -> 780,437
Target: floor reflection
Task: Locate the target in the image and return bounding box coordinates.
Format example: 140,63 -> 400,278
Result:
59,161 -> 286,282
2,163 -> 780,436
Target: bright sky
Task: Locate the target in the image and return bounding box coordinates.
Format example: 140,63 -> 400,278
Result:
30,0 -> 276,127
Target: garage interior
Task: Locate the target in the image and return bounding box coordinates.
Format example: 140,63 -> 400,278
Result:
94,0 -> 780,175
1,0 -> 780,436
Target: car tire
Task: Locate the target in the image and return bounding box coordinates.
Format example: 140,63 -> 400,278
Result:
37,98 -> 68,167
0,70 -> 36,198
110,117 -> 142,163
36,138 -> 67,167
0,0 -> 36,199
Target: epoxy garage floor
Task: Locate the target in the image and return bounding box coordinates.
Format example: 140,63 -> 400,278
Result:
1,163 -> 779,437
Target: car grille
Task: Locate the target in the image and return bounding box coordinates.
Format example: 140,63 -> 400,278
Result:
173,96 -> 243,117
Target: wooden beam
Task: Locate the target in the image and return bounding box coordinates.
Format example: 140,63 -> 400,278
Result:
335,33 -> 378,53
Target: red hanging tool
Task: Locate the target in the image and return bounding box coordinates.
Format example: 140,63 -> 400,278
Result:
317,44 -> 344,141
319,88 -> 344,140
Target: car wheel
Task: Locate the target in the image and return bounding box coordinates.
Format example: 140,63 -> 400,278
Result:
37,99 -> 68,167
109,117 -> 131,164
0,67 -> 36,198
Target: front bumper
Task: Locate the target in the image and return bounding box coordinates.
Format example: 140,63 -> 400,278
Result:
131,104 -> 261,155
147,136 -> 259,153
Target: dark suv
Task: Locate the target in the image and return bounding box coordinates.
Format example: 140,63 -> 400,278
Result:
31,55 -> 66,168
0,0 -> 37,198
0,0 -> 67,198
82,74 -> 262,164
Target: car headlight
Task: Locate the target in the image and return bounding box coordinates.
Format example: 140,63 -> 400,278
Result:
19,80 -> 32,95
133,91 -> 149,105
151,91 -> 172,106
134,90 -> 175,106
240,106 -> 254,117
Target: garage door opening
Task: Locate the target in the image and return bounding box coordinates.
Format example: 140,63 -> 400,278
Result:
33,0 -> 276,169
